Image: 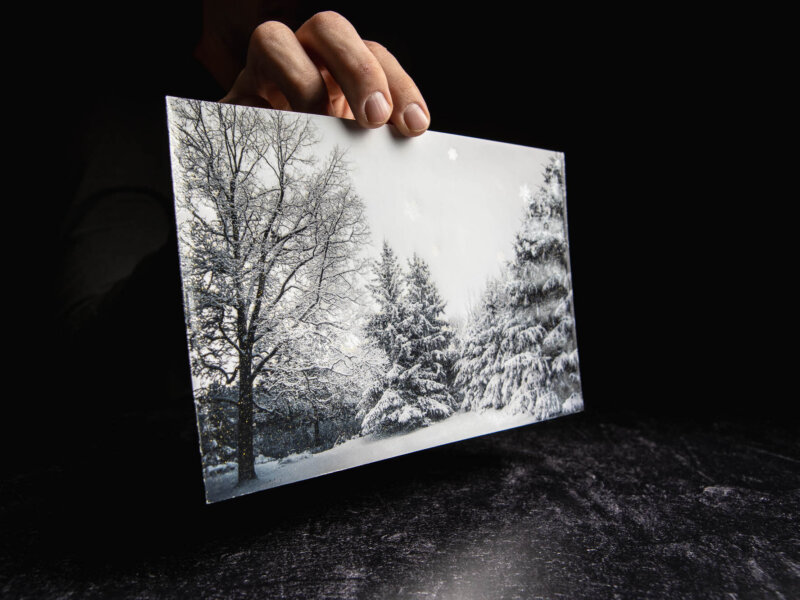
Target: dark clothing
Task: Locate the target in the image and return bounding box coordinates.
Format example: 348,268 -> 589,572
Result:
44,35 -> 223,493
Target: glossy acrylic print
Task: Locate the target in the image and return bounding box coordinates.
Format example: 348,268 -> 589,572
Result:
166,97 -> 583,502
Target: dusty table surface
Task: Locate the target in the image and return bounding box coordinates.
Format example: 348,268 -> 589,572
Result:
2,409 -> 798,599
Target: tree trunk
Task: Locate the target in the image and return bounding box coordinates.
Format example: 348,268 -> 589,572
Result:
237,358 -> 256,484
313,417 -> 321,447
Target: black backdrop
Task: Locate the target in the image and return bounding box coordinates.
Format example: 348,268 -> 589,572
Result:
4,7 -> 793,596
11,1 -> 787,480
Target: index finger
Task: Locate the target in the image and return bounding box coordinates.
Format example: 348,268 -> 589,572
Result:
364,41 -> 430,136
295,12 -> 393,129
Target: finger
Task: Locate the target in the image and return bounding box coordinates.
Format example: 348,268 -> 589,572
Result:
224,20 -> 331,115
319,68 -> 355,119
364,41 -> 430,136
221,71 -> 287,110
296,12 -> 393,128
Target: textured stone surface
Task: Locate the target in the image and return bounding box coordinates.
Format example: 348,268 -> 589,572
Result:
2,411 -> 798,599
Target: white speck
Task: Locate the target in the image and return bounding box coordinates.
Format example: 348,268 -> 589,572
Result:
447,147 -> 458,161
404,199 -> 421,222
496,251 -> 506,263
431,244 -> 441,257
341,333 -> 361,354
519,183 -> 532,204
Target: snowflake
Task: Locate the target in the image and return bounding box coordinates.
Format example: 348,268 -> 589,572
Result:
447,147 -> 458,161
404,198 -> 421,221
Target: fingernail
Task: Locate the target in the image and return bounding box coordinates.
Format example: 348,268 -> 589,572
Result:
403,103 -> 429,132
365,91 -> 391,124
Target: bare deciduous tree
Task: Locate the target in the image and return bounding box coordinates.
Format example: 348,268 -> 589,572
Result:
169,99 -> 370,483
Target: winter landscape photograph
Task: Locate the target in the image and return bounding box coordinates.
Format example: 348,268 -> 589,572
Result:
166,97 -> 583,502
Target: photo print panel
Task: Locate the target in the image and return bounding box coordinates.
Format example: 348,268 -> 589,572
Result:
166,97 -> 584,502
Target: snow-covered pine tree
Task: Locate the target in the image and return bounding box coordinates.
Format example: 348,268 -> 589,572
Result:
454,276 -> 508,410
364,241 -> 406,358
458,156 -> 582,418
508,156 -> 581,416
356,241 -> 405,424
361,252 -> 454,436
399,254 -> 456,409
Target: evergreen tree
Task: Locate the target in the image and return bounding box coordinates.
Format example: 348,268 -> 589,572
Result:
457,156 -> 582,418
507,156 -> 581,416
398,254 -> 455,409
356,241 -> 405,425
454,277 -> 508,410
364,241 -> 406,358
361,251 -> 454,435
196,382 -> 238,470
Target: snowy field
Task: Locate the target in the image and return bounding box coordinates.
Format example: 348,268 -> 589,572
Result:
204,408 -> 576,503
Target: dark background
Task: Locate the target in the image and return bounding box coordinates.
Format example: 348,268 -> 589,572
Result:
24,1 -> 780,420
4,3 -> 793,597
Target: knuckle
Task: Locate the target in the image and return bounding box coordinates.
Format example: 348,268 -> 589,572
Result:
250,21 -> 292,56
355,60 -> 377,78
308,10 -> 347,32
252,20 -> 291,41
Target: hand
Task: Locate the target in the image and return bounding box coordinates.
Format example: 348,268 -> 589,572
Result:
220,11 -> 431,136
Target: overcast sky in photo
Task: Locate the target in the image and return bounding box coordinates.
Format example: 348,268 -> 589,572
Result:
308,113 -> 561,321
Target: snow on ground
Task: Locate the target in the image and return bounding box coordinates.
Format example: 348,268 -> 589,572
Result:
205,409 -> 572,503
